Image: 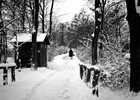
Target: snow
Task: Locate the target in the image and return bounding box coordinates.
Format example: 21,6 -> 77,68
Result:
0,53 -> 140,100
11,33 -> 47,42
0,63 -> 16,67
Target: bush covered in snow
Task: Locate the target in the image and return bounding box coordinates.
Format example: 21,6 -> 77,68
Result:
48,45 -> 68,61
76,46 -> 92,64
76,46 -> 130,91
100,61 -> 130,91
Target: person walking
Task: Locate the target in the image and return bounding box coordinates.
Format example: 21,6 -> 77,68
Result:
69,48 -> 74,59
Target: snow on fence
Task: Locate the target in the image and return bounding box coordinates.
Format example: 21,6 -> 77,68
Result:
0,63 -> 16,85
79,63 -> 100,97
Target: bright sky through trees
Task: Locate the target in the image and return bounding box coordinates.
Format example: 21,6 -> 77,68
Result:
55,0 -> 88,22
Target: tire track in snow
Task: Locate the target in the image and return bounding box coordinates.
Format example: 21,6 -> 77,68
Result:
22,70 -> 56,100
29,70 -> 74,100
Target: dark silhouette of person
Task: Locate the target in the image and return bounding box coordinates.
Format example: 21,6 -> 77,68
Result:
69,48 -> 74,59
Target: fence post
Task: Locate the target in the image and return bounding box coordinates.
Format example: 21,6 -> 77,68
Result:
3,67 -> 8,85
11,67 -> 16,82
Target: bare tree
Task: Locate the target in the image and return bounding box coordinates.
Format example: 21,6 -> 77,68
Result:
31,0 -> 39,70
92,0 -> 101,65
67,10 -> 94,48
39,0 -> 50,33
0,0 -> 7,63
49,0 -> 54,38
0,0 -> 27,63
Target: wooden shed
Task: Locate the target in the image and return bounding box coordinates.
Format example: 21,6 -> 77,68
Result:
11,33 -> 50,67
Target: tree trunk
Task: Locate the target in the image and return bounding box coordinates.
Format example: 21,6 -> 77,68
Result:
49,0 -> 54,38
0,0 -> 7,63
0,0 -> 2,62
32,32 -> 37,70
32,0 -> 39,70
92,0 -> 101,65
61,23 -> 64,46
138,0 -> 140,6
42,0 -> 45,33
125,0 -> 140,93
22,0 -> 26,30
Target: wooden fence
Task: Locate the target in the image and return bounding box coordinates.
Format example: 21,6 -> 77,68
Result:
79,63 -> 100,97
0,63 -> 16,85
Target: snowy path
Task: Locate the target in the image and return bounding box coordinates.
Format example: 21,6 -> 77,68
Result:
0,53 -> 140,100
0,54 -> 96,100
28,70 -> 93,100
26,53 -> 96,100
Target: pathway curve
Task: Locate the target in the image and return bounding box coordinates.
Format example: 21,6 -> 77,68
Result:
27,53 -> 96,100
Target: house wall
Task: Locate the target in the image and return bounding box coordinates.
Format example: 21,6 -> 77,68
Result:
17,42 -> 48,67
18,42 -> 32,67
40,42 -> 47,67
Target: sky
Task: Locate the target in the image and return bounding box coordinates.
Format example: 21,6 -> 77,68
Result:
54,0 -> 88,23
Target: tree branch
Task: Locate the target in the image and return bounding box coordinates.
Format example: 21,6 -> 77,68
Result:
0,17 -> 20,31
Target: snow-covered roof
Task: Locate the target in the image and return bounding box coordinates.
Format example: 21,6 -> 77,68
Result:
11,33 -> 48,42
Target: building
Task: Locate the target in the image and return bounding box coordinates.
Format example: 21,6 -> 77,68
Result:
11,33 -> 50,67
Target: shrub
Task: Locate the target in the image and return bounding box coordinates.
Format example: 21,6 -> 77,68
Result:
76,46 -> 92,64
76,46 -> 130,91
48,45 -> 68,61
100,61 -> 130,91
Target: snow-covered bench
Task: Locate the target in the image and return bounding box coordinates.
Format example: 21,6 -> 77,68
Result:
0,63 -> 16,85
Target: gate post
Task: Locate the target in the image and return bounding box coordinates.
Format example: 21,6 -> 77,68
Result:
3,67 -> 8,85
11,67 -> 16,82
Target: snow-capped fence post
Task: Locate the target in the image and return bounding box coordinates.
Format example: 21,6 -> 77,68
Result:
79,63 -> 100,97
0,63 -> 16,85
79,64 -> 84,79
3,67 -> 8,85
11,67 -> 16,82
89,66 -> 100,97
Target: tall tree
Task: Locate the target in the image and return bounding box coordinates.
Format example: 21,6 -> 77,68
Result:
0,0 -> 6,63
92,0 -> 101,65
60,23 -> 65,46
125,0 -> 140,93
68,10 -> 94,48
49,0 -> 54,38
138,0 -> 140,6
39,0 -> 50,33
1,0 -> 28,65
99,0 -> 128,64
88,0 -> 126,65
39,0 -> 45,33
32,0 -> 39,70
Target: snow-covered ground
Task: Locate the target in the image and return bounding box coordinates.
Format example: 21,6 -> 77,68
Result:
0,53 -> 140,100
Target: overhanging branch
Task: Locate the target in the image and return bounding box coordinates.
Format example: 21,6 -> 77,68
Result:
0,17 -> 20,32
